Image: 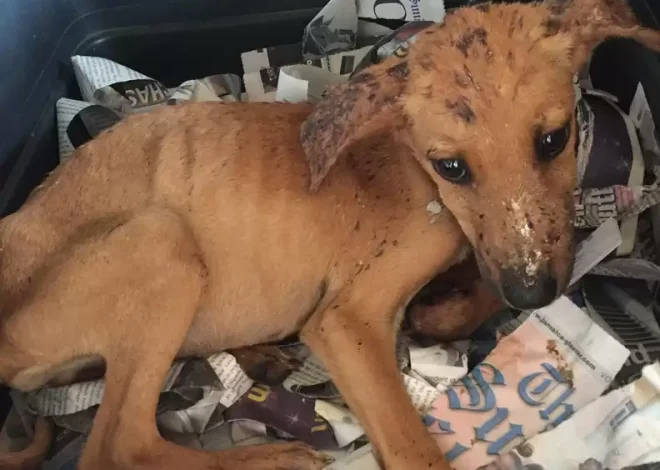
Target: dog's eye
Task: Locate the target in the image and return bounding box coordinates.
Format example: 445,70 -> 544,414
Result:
536,121 -> 570,162
432,158 -> 471,184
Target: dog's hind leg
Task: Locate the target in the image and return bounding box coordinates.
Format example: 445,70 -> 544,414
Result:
5,206 -> 327,470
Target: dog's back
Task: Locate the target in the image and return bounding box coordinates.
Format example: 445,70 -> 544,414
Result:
0,102 -> 313,310
0,99 -> 446,373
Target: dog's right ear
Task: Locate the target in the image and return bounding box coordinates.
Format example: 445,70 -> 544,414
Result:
549,0 -> 660,73
300,61 -> 409,193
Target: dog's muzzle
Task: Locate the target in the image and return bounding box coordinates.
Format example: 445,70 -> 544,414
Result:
500,267 -> 559,310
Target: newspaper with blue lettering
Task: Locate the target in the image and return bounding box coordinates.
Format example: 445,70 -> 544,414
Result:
327,364 -> 660,470
423,296 -> 630,469
477,362 -> 660,470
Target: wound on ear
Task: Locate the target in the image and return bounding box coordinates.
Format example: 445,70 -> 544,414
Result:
419,56 -> 435,71
507,51 -> 516,68
456,27 -> 488,57
446,97 -> 477,124
462,64 -> 479,90
387,61 -> 409,80
474,28 -> 488,45
509,10 -> 519,36
454,71 -> 470,88
351,72 -> 376,84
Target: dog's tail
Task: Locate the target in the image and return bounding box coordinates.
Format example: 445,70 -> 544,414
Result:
0,416 -> 53,470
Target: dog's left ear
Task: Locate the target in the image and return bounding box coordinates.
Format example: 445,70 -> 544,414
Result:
551,0 -> 660,73
300,60 -> 409,193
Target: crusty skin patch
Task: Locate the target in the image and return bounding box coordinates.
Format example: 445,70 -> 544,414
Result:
387,61 -> 410,80
445,97 -> 477,124
301,64 -> 406,192
455,27 -> 489,57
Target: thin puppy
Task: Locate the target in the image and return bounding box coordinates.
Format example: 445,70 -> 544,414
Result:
1,1 -> 659,470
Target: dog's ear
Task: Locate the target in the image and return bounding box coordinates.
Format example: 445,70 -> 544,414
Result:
549,0 -> 660,73
300,61 -> 409,192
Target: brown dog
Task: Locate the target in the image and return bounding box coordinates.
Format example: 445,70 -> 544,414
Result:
1,1 -> 659,469
406,255 -> 505,340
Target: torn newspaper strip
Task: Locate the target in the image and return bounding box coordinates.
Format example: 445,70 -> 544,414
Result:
21,352 -> 252,436
629,82 -> 660,175
241,43 -> 328,75
573,90 -> 651,256
245,46 -> 371,102
56,98 -> 122,162
242,21 -> 390,76
574,184 -> 660,230
353,20 -> 434,74
275,65 -> 347,104
589,258 -> 660,281
583,278 -> 660,390
569,217 -> 623,286
408,342 -> 468,389
315,400 -> 364,448
302,0 -> 358,59
224,383 -> 338,449
583,93 -> 645,256
72,55 -> 172,114
357,0 -> 445,22
60,56 -> 241,160
73,55 -> 239,111
167,74 -> 242,105
300,0 -> 443,61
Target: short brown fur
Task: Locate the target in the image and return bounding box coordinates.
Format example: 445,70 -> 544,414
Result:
1,1 -> 660,470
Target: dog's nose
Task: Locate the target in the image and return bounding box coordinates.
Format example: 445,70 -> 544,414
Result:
500,269 -> 558,310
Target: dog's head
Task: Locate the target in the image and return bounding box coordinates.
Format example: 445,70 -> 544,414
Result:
301,0 -> 660,311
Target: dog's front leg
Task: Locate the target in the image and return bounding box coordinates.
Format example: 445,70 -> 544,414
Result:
301,262 -> 453,470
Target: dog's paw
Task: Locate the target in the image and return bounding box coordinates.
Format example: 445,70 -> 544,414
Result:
262,442 -> 334,470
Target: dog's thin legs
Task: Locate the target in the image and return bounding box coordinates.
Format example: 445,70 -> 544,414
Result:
301,267 -> 453,470
7,206 -> 330,470
83,335 -> 328,470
